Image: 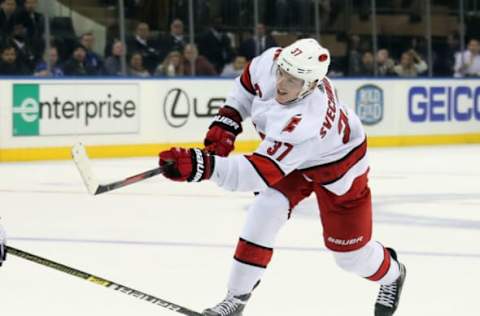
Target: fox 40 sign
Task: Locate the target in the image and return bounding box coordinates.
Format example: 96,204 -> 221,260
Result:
12,83 -> 139,136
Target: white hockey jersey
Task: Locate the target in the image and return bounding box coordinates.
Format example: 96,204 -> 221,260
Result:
211,47 -> 368,196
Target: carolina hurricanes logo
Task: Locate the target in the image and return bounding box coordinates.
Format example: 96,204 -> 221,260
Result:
282,114 -> 302,133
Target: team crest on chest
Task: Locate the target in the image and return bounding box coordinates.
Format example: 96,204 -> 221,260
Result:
282,114 -> 302,133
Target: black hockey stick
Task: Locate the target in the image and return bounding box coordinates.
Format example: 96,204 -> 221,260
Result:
94,166 -> 164,195
71,143 -> 167,195
6,246 -> 202,315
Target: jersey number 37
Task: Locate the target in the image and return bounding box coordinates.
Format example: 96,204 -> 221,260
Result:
267,141 -> 293,161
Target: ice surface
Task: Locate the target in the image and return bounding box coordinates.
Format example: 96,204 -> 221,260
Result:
0,145 -> 479,315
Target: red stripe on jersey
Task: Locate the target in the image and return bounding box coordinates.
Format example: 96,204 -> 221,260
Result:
273,48 -> 282,60
240,62 -> 255,95
234,238 -> 273,268
367,247 -> 391,281
252,123 -> 266,140
245,153 -> 285,186
301,138 -> 367,184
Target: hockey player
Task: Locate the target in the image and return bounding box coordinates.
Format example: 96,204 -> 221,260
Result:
0,223 -> 6,266
158,38 -> 406,316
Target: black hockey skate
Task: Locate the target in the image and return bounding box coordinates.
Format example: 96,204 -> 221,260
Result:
203,292 -> 251,316
375,248 -> 407,316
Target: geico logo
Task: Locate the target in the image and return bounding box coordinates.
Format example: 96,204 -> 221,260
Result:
14,94 -> 136,126
408,86 -> 480,122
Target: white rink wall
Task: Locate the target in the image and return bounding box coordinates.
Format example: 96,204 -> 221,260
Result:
0,78 -> 479,161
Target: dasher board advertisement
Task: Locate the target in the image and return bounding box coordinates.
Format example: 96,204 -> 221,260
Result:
12,83 -> 140,136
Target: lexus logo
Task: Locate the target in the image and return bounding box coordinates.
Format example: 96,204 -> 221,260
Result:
163,88 -> 190,127
162,88 -> 226,128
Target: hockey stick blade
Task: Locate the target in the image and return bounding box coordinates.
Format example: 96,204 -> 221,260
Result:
71,142 -> 100,195
71,142 -> 166,195
6,246 -> 203,315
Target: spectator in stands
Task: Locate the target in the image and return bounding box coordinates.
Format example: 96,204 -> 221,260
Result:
347,35 -> 362,76
317,0 -> 336,29
102,0 -> 139,18
0,0 -> 17,39
63,43 -> 98,76
326,58 -> 344,77
376,48 -> 395,76
393,49 -> 428,77
435,32 -> 460,76
221,55 -> 247,77
10,17 -> 38,72
158,18 -> 188,61
128,51 -> 150,77
155,50 -> 184,77
127,22 -> 160,74
238,23 -> 277,61
0,43 -> 29,75
357,51 -> 374,76
183,43 -> 216,76
33,46 -> 63,77
409,36 -> 428,60
21,0 -> 44,41
80,32 -> 104,74
406,0 -> 424,23
454,38 -> 480,77
104,39 -> 125,76
197,17 -> 234,73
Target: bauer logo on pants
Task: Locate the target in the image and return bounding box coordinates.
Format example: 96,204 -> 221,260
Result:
355,84 -> 384,126
12,83 -> 140,136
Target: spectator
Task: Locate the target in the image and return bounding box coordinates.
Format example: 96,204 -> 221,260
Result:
63,43 -> 98,76
326,55 -> 345,77
9,17 -> 38,72
0,44 -> 29,75
0,0 -> 17,38
183,43 -> 217,76
435,32 -> 460,76
318,0 -> 335,29
127,22 -> 160,73
376,48 -> 395,76
347,35 -> 362,76
104,39 -> 125,76
358,51 -> 374,76
197,17 -> 234,73
158,18 -> 188,61
101,0 -> 139,18
238,23 -> 277,61
393,49 -> 428,77
33,46 -> 63,77
80,32 -> 104,74
409,36 -> 428,60
221,55 -> 247,77
155,50 -> 184,77
454,38 -> 480,77
127,51 -> 150,77
20,0 -> 44,41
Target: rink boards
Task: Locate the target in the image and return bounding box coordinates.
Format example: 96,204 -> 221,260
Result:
0,77 -> 479,161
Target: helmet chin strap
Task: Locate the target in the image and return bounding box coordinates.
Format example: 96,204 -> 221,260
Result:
297,80 -> 319,100
280,84 -> 317,105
